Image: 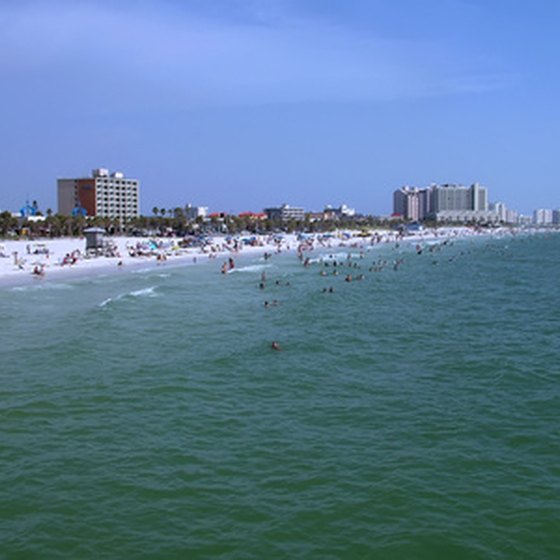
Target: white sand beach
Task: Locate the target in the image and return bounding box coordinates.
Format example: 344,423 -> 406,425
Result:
0,227 -> 522,287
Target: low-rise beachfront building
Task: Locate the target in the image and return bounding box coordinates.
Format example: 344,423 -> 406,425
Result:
323,204 -> 356,220
57,168 -> 140,220
264,204 -> 305,222
184,204 -> 208,221
238,211 -> 267,221
430,210 -> 500,224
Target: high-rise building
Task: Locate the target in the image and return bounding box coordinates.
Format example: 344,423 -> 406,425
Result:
506,208 -> 519,224
393,187 -> 431,221
57,168 -> 140,220
430,183 -> 488,213
428,182 -> 496,222
533,209 -> 553,225
393,182 -> 497,223
489,202 -> 507,222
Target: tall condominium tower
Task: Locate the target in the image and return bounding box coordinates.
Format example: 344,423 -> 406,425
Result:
393,182 -> 496,223
393,186 -> 431,221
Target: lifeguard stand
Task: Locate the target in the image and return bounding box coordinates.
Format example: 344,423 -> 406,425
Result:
83,227 -> 106,256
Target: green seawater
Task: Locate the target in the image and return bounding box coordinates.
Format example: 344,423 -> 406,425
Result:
1,233 -> 559,559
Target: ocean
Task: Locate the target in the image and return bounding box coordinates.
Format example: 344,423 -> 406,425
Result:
1,232 -> 559,559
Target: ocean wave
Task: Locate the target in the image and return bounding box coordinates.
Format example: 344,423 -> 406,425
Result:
11,282 -> 75,292
129,286 -> 157,297
98,286 -> 158,307
229,264 -> 273,274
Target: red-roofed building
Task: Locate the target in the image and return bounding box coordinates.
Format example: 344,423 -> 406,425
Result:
238,212 -> 267,220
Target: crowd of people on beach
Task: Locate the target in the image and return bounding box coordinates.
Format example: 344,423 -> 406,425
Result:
0,226 -> 543,293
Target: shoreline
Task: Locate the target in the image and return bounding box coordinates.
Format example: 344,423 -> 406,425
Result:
0,227 -> 545,289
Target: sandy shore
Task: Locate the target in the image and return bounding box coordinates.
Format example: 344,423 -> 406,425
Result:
0,233 -> 337,287
0,227 -> 523,288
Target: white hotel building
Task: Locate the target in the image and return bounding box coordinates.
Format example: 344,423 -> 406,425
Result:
58,168 -> 140,220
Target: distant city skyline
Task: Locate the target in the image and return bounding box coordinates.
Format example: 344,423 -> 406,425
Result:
1,0 -> 560,215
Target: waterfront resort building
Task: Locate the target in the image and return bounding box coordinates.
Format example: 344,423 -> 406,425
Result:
393,187 -> 430,222
393,183 -> 498,224
57,168 -> 140,220
533,209 -> 554,225
489,202 -> 519,225
264,204 -> 306,222
323,204 -> 356,220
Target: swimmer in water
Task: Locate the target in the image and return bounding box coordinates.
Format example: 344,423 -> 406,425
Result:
271,341 -> 281,351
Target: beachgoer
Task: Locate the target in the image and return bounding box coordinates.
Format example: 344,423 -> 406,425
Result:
32,265 -> 45,277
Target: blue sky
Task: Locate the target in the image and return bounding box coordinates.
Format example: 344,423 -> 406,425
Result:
0,0 -> 559,215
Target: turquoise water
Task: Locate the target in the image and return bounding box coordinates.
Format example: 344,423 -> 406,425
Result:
1,233 -> 559,559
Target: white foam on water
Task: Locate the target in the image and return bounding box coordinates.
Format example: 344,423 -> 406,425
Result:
98,286 -> 158,308
98,297 -> 114,308
11,282 -> 74,292
129,286 -> 157,297
229,264 -> 273,274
